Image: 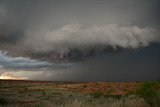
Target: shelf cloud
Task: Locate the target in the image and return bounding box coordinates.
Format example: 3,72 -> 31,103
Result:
0,0 -> 160,81
23,23 -> 160,58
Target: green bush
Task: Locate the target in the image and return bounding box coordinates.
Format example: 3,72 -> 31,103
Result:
136,81 -> 160,106
91,91 -> 103,98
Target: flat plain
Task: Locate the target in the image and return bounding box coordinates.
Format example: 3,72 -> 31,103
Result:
0,80 -> 159,107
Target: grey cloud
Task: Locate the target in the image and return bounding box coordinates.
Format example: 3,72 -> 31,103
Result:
0,45 -> 159,81
0,51 -> 75,70
0,6 -> 15,36
0,0 -> 160,81
0,51 -> 51,69
0,51 -> 76,81
0,0 -> 159,61
22,23 -> 160,60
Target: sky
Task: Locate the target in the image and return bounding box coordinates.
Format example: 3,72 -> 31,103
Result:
0,0 -> 160,81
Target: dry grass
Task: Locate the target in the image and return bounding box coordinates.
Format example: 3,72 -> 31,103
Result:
0,80 -> 159,107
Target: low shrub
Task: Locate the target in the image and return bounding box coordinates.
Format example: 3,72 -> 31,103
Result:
136,81 -> 160,106
91,91 -> 103,98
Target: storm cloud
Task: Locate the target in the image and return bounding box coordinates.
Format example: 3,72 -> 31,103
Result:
0,0 -> 160,81
0,51 -> 51,69
0,0 -> 159,61
23,23 -> 160,53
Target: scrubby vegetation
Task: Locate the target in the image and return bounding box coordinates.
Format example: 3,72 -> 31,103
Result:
136,81 -> 160,107
91,91 -> 103,98
0,80 -> 159,107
